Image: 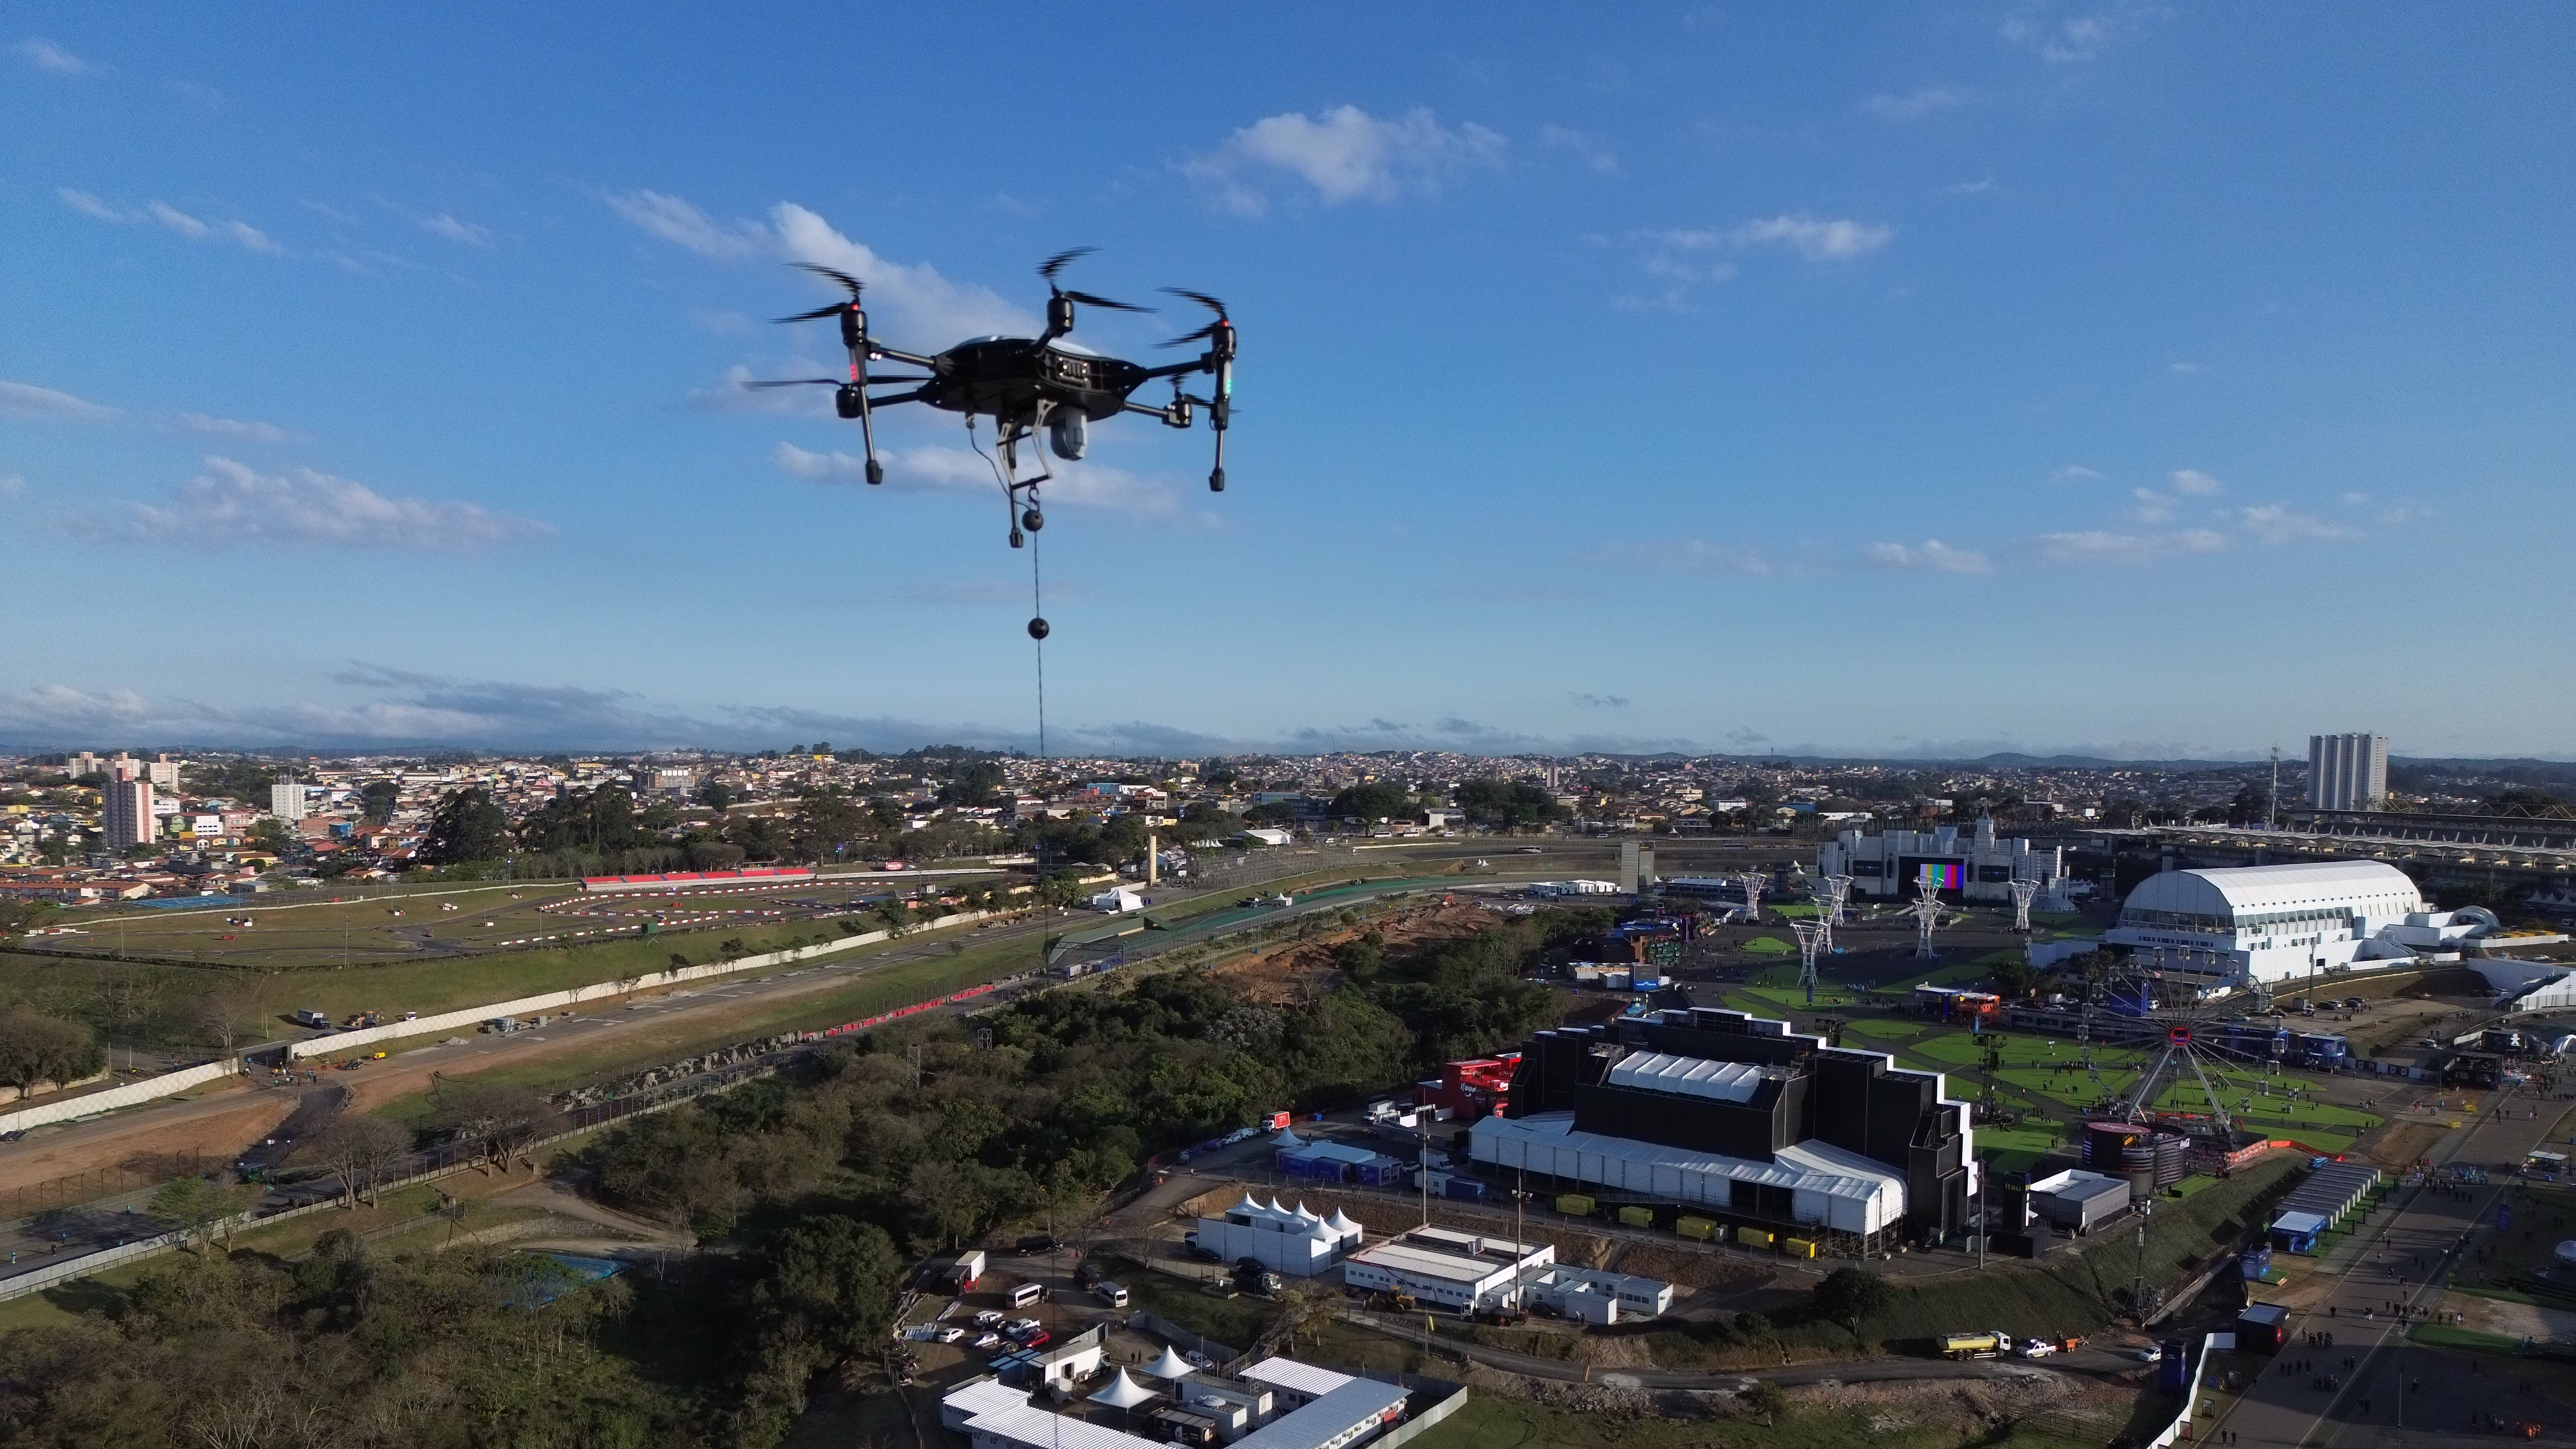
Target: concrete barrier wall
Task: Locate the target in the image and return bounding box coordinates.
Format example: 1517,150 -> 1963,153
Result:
2143,1333 -> 2213,1449
0,1060 -> 237,1137
1376,1384 -> 1473,1449
284,909 -> 1001,1060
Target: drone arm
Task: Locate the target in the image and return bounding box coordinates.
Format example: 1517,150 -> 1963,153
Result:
872,346 -> 939,369
863,388 -> 928,408
1137,356 -> 1215,381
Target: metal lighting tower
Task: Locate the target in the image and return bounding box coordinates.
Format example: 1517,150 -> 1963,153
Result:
1739,872 -> 1766,924
1818,874 -> 1851,926
1912,878 -> 1944,961
1792,920 -> 1826,1005
2008,876 -> 2040,934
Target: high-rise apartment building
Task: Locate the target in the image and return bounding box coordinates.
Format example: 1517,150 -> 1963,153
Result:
67,751 -> 104,778
147,754 -> 181,790
104,778 -> 156,852
2307,733 -> 2389,811
269,778 -> 310,821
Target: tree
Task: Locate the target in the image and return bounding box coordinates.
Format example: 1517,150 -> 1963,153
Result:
309,1116 -> 411,1208
790,787 -> 868,862
357,778 -> 401,825
0,1008 -> 104,1097
1812,1266 -> 1894,1338
436,1081 -> 559,1171
0,897 -> 59,942
936,760 -> 1006,808
151,1175 -> 246,1252
192,980 -> 271,1056
1456,779 -> 1561,831
1326,782 -> 1411,822
1741,1379 -> 1787,1424
246,817 -> 296,858
695,779 -> 734,813
421,787 -> 510,865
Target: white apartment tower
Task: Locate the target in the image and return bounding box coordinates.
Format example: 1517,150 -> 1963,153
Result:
104,778 -> 155,852
269,778 -> 310,821
146,754 -> 181,790
2307,732 -> 2389,811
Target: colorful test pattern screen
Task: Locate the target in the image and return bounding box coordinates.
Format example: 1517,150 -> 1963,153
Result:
1908,859 -> 1965,891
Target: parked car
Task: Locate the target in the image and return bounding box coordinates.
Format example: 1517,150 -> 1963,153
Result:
2015,1338 -> 2056,1358
1004,1318 -> 1042,1338
2137,1345 -> 2163,1363
1018,1328 -> 1051,1349
934,1327 -> 965,1344
973,1332 -> 1002,1350
973,1309 -> 1005,1328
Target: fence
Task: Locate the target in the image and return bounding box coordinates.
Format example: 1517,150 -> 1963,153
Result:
2143,1333 -> 2213,1449
0,1060 -> 237,1137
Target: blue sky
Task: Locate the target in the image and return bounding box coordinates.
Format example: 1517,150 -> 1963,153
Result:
5,4 -> 2571,759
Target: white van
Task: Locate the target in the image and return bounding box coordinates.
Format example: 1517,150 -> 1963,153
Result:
1095,1281 -> 1129,1309
1008,1281 -> 1047,1309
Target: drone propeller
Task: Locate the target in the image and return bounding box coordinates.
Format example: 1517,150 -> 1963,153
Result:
1157,288 -> 1231,346
1037,248 -> 1150,315
794,263 -> 864,297
741,376 -> 930,389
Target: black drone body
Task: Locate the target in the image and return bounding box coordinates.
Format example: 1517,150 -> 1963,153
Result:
747,249 -> 1236,585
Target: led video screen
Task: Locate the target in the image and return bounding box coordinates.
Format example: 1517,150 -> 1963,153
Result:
1901,856 -> 1966,892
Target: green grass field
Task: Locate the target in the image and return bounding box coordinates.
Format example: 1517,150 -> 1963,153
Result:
1402,1385 -> 2127,1449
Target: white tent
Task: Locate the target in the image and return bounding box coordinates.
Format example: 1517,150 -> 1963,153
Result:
1141,1346 -> 1197,1381
1271,1127 -> 1306,1150
1088,1369 -> 1159,1410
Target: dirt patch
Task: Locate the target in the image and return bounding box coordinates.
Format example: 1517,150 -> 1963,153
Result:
1612,1241 -> 1779,1295
0,1085 -> 296,1197
1210,902 -> 1493,1006
2353,1119 -> 2447,1170
2451,1291 -> 2576,1345
1790,1369 -> 2117,1436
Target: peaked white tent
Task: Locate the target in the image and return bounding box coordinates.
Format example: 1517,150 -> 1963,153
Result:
1088,1369 -> 1158,1410
1141,1346 -> 1197,1381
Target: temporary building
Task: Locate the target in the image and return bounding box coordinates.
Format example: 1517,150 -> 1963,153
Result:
1088,1370 -> 1159,1411
1140,1346 -> 1197,1381
2269,1210 -> 2328,1253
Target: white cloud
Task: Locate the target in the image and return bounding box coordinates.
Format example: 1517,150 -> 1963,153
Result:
2339,491 -> 2372,506
65,456 -> 551,550
2129,487 -> 2174,523
2000,5 -> 2128,63
0,475 -> 26,499
13,38 -> 91,74
2168,468 -> 2225,495
417,212 -> 492,247
2048,464 -> 2103,484
0,379 -> 117,421
2236,504 -> 2358,545
2029,528 -> 2230,564
1646,215 -> 1893,265
771,441 -> 1192,520
61,190 -> 281,253
1946,177 -> 1998,195
1568,692 -> 1631,709
1863,539 -> 1994,574
1865,87 -> 1965,120
1182,105 -> 1506,216
1579,538 -> 1775,575
173,412 -> 303,443
1538,124 -> 1620,174
600,190 -> 1035,343
2168,360 -> 2207,375
56,188 -> 123,221
599,189 -> 770,259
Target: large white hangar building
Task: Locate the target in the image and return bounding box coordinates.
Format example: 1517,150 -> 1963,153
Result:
2104,859 -> 2498,984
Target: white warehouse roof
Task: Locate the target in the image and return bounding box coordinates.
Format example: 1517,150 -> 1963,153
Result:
2121,860 -> 2420,923
1469,1111 -> 1906,1234
1606,1053 -> 1771,1102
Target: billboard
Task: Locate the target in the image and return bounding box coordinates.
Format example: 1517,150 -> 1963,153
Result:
1902,857 -> 1967,893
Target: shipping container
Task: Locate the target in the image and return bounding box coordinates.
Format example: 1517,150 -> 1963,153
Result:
1556,1194 -> 1596,1217
1444,1177 -> 1487,1202
1781,1236 -> 1819,1259
1675,1216 -> 1716,1242
1735,1226 -> 1774,1250
1617,1205 -> 1654,1229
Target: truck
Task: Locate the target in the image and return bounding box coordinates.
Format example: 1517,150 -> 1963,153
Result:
293,1009 -> 332,1029
1940,1330 -> 2014,1360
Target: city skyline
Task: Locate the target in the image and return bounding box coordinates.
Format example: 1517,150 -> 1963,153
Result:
7,6 -> 2573,758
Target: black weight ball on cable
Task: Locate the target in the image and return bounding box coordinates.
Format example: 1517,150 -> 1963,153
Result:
1027,617 -> 1050,640
1022,508 -> 1044,531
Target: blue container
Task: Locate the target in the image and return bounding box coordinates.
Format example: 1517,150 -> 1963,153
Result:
1444,1178 -> 1487,1202
2155,1339 -> 2190,1396
2239,1246 -> 2273,1280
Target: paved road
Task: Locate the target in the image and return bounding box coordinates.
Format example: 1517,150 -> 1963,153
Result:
2212,1084 -> 2571,1448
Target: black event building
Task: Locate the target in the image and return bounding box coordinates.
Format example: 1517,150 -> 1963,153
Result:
1467,1006 -> 1972,1249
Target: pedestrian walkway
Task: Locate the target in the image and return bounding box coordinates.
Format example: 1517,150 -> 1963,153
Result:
2211,1083 -> 2572,1446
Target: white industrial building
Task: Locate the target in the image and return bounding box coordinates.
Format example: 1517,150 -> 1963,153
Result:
1192,1194 -> 1364,1277
1517,1265 -> 1674,1324
2104,859 -> 2500,985
1339,1226 -> 1554,1313
269,778 -> 310,821
1470,1112 -> 1911,1237
942,1355 -> 1412,1449
1818,817 -> 2063,902
2308,733 -> 2389,811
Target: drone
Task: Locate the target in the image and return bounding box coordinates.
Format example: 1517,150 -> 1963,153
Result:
745,249 -> 1234,636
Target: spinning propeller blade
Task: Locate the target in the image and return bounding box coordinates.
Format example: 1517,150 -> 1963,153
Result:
1061,290 -> 1152,313
1158,289 -> 1230,346
1038,247 -> 1096,283
792,263 -> 865,297
774,304 -> 849,323
741,378 -> 841,389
